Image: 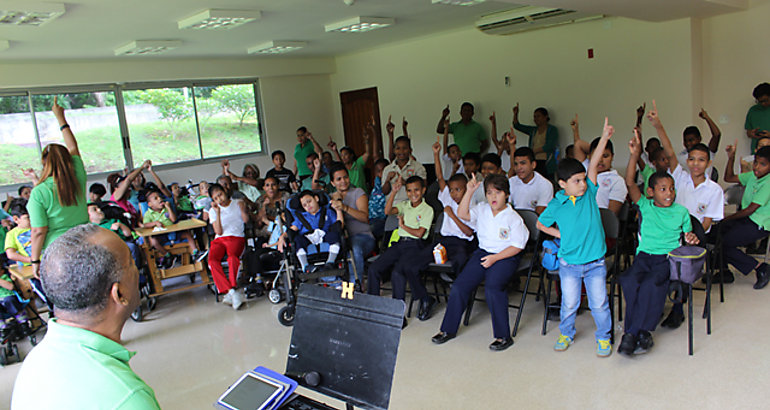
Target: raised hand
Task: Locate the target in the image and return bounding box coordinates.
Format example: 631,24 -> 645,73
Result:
698,108 -> 710,120
432,141 -> 441,154
442,105 -> 450,117
386,171 -> 397,182
725,139 -> 737,158
386,115 -> 395,134
570,114 -> 579,132
306,132 -> 315,141
506,127 -> 517,147
646,99 -> 661,127
636,103 -> 646,120
402,116 -> 408,135
312,157 -> 321,171
21,168 -> 37,179
467,173 -> 481,193
629,128 -> 642,156
392,175 -> 404,193
512,103 -> 519,116
327,140 -> 337,151
221,159 -> 230,171
489,111 -> 496,124
601,117 -> 614,140
52,96 -> 65,118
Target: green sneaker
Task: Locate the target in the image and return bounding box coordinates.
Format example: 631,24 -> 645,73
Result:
554,334 -> 572,351
596,339 -> 612,357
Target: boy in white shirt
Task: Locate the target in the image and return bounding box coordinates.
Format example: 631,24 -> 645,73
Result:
507,146 -> 553,214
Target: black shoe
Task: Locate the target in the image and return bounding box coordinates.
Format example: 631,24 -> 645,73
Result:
618,333 -> 637,356
417,296 -> 437,321
754,264 -> 770,290
489,337 -> 514,351
660,308 -> 684,329
708,269 -> 734,284
431,332 -> 456,345
402,317 -> 408,329
162,255 -> 175,270
633,331 -> 654,354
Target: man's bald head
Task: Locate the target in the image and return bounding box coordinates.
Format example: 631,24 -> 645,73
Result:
41,224 -> 128,316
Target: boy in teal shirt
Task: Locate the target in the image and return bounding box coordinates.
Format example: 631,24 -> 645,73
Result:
621,126 -> 699,356
538,118 -> 614,358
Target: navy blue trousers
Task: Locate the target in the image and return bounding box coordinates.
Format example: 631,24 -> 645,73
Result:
619,252 -> 669,336
407,235 -> 473,279
439,249 -> 521,339
368,239 -> 426,301
721,216 -> 769,275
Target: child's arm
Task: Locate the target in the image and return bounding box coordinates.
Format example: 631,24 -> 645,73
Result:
436,105 -> 450,134
163,201 -> 177,223
402,117 -> 408,137
310,158 -> 325,191
626,129 -> 643,203
334,206 -> 345,229
636,103 -> 646,128
328,140 -> 342,162
432,140 -> 447,191
570,114 -> 589,163
368,117 -> 382,162
360,124 -> 372,165
647,100 -> 677,173
397,214 -> 426,239
384,177 -> 403,216
114,160 -> 149,202
148,163 -> 172,198
21,168 -> 39,186
457,174 -> 480,221
588,117 -> 614,185
700,108 -> 722,153
386,115 -> 395,162
112,221 -> 132,238
536,220 -> 560,238
481,245 -> 522,268
635,128 -> 647,171
307,132 -> 323,156
506,129 -> 517,178
6,248 -> 32,265
444,206 -> 474,237
723,139 -> 740,183
52,97 -> 80,157
489,111 -> 503,155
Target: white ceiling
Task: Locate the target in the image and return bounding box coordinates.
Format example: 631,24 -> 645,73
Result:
0,0 -> 749,61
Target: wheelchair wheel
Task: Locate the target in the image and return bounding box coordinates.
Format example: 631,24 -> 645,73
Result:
278,305 -> 295,327
268,288 -> 284,304
130,306 -> 143,322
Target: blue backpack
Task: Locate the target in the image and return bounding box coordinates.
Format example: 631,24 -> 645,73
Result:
541,238 -> 561,271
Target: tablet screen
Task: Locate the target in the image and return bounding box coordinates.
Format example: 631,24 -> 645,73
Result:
219,373 -> 282,410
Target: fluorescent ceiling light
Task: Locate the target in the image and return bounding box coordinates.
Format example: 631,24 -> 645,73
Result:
248,41 -> 306,55
0,1 -> 65,27
325,16 -> 394,33
178,9 -> 261,30
114,40 -> 182,56
432,0 -> 486,5
0,40 -> 8,51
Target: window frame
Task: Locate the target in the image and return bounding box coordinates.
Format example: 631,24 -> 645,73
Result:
0,78 -> 266,191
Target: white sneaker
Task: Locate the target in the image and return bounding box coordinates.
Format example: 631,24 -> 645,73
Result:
231,289 -> 243,310
222,289 -> 233,305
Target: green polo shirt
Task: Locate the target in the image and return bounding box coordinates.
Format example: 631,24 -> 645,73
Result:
635,196 -> 692,255
395,199 -> 433,239
143,208 -> 173,226
448,120 -> 487,154
348,156 -> 368,191
539,178 -> 606,265
640,165 -> 654,194
11,319 -> 161,410
745,104 -> 770,153
739,171 -> 770,230
294,141 -> 316,177
27,154 -> 88,250
98,218 -> 131,241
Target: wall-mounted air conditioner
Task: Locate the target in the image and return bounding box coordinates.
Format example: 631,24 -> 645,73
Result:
476,6 -> 603,35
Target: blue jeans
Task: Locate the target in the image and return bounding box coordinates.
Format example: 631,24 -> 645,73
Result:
558,257 -> 611,341
349,233 -> 376,283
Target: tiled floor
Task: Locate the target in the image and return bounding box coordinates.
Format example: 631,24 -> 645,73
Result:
2,273 -> 769,409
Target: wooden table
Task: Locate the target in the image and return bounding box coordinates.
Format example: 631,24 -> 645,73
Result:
8,264 -> 47,324
136,218 -> 212,297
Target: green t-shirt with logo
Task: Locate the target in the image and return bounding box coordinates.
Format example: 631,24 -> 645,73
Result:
739,171 -> 770,230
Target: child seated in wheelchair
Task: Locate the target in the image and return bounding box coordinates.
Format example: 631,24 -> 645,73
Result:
289,190 -> 344,274
4,205 -> 53,314
143,190 -> 203,269
0,269 -> 30,338
87,203 -> 140,267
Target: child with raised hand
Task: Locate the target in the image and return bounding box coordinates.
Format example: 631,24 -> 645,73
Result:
328,123 -> 371,191
719,140 -> 770,289
676,108 -> 722,172
207,183 -> 250,310
367,175 -> 433,328
571,114 -> 627,215
442,117 -> 465,178
432,173 -> 527,351
290,190 -> 344,274
144,190 -> 202,269
506,131 -> 553,214
537,118 -> 615,358
620,128 -> 698,356
381,136 -> 427,205
489,111 -> 511,173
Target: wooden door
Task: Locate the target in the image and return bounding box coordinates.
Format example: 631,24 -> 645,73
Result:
340,87 -> 381,165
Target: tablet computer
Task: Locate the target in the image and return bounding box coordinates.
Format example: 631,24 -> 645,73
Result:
217,371 -> 285,410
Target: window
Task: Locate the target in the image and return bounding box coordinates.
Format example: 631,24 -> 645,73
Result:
0,79 -> 265,189
0,95 -> 39,185
31,92 -> 124,174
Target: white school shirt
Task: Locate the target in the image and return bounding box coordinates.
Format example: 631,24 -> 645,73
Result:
437,186 -> 474,241
595,169 -> 628,209
382,158 -> 427,204
500,153 -> 511,174
468,203 -> 528,254
508,171 -> 553,212
207,199 -> 245,238
671,164 -> 724,233
471,183 -> 487,206
441,153 -> 464,180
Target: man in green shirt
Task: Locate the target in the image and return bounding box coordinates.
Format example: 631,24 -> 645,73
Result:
293,127 -> 323,179
12,224 -> 161,409
436,102 -> 489,154
745,82 -> 770,153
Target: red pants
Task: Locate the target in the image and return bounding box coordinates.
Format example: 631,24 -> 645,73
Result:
208,236 -> 245,293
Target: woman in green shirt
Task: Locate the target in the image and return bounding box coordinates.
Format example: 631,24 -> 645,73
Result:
513,103 -> 559,178
28,97 -> 88,276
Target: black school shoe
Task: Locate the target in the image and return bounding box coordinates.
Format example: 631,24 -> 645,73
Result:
660,309 -> 684,329
633,330 -> 654,355
489,337 -> 514,351
754,264 -> 770,290
431,332 -> 456,344
618,333 -> 637,356
418,296 -> 437,321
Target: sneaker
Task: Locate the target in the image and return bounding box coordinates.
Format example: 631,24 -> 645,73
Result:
596,339 -> 612,357
618,333 -> 637,356
633,331 -> 654,355
162,254 -> 175,269
222,290 -> 233,305
554,334 -> 573,351
231,289 -> 243,310
194,249 -> 209,263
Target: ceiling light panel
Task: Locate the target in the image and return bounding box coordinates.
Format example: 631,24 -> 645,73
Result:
325,17 -> 394,33
114,40 -> 182,56
178,9 -> 261,30
0,1 -> 65,27
248,41 -> 306,55
431,0 -> 486,5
